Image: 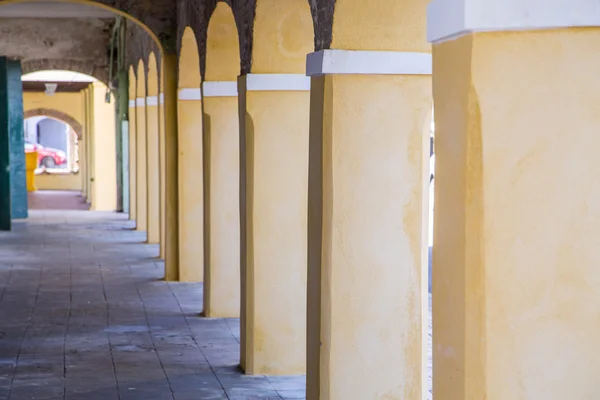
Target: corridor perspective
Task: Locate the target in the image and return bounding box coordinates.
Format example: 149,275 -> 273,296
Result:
0,194 -> 306,399
0,0 -> 598,399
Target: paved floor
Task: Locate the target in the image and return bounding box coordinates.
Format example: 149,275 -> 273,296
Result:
0,211 -> 305,399
0,203 -> 433,399
28,191 -> 89,211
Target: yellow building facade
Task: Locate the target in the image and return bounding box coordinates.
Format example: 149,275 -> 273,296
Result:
23,84 -> 116,212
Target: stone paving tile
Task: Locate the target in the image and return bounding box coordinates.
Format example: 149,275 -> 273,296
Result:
0,202 -> 434,400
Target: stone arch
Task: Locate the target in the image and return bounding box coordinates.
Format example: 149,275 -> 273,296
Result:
0,0 -> 173,52
24,108 -> 83,140
21,59 -> 109,86
205,2 -> 241,81
252,0 -> 314,73
178,0 -> 250,80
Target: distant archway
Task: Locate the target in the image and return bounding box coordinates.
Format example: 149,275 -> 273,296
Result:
22,59 -> 109,86
24,108 -> 83,139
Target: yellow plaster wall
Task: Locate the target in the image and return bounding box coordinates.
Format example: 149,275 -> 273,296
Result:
179,27 -> 201,88
252,0 -> 313,73
146,53 -> 161,244
330,0 -> 429,52
433,29 -> 600,400
35,173 -> 82,191
23,92 -> 85,132
91,82 -> 117,211
205,3 -> 240,81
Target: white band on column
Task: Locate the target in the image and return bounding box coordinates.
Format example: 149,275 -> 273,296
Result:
136,98 -> 145,107
246,74 -> 310,91
428,0 -> 600,44
128,99 -> 136,108
306,50 -> 432,77
178,88 -> 202,101
146,96 -> 158,106
160,93 -> 164,104
203,81 -> 238,97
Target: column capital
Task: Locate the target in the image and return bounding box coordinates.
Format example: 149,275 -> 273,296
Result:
178,88 -> 201,101
146,96 -> 159,107
202,81 -> 237,97
306,49 -> 432,77
428,0 -> 600,44
242,74 -> 310,92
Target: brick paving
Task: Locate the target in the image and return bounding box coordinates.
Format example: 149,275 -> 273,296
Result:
0,195 -> 434,400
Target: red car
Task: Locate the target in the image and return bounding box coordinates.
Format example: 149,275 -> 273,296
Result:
24,141 -> 67,168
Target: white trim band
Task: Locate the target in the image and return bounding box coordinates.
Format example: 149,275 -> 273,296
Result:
160,93 -> 164,105
178,88 -> 202,101
203,81 -> 238,97
306,50 -> 432,76
428,0 -> 600,43
135,97 -> 146,107
146,96 -> 159,106
246,74 -> 310,91
128,99 -> 136,108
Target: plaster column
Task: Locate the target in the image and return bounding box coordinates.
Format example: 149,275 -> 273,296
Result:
306,51 -> 432,399
429,2 -> 600,399
146,94 -> 161,244
163,54 -> 180,281
202,80 -> 240,318
128,69 -> 137,221
177,87 -> 204,282
159,92 -> 166,259
91,82 -> 116,211
238,74 -> 309,375
136,95 -> 148,232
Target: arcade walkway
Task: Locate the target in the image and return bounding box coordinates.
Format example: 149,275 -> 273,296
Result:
0,209 -> 306,400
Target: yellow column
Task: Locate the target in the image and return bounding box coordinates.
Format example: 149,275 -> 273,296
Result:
136,61 -> 148,232
238,0 -> 313,375
177,27 -> 204,282
202,81 -> 240,317
91,82 -> 117,211
81,89 -> 88,200
86,87 -> 95,205
159,90 -> 166,259
176,89 -> 204,281
128,67 -> 137,221
163,53 -> 180,281
306,1 -> 431,397
429,2 -> 600,399
146,53 -> 161,244
79,135 -> 87,198
238,75 -> 309,375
